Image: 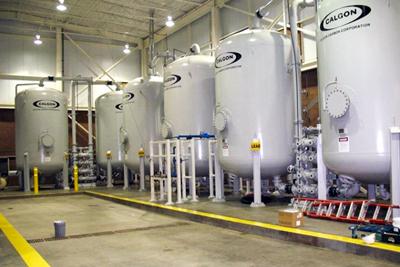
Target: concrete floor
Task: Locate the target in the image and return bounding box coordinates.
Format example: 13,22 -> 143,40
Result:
0,194 -> 398,267
92,187 -> 351,236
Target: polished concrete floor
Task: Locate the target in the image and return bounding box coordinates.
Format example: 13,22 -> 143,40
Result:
0,194 -> 398,267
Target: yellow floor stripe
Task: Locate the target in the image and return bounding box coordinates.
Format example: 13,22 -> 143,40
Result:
0,213 -> 50,267
87,190 -> 400,254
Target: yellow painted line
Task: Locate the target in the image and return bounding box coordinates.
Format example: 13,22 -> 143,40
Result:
86,190 -> 400,254
0,213 -> 50,267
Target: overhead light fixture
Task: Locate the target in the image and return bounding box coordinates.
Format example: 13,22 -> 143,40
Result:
34,34 -> 42,45
56,0 -> 67,11
165,16 -> 175,27
123,44 -> 131,54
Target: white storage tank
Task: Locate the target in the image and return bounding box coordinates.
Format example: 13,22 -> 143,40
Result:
317,0 -> 400,183
215,29 -> 295,178
162,54 -> 215,175
95,90 -> 124,169
15,87 -> 68,175
121,76 -> 163,172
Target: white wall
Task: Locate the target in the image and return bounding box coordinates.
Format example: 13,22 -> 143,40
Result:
0,32 -> 141,108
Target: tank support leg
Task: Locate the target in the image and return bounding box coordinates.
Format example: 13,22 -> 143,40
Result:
251,148 -> 265,208
208,140 -> 215,199
239,177 -> 243,192
246,179 -> 251,195
368,184 -> 376,201
213,147 -> 225,202
139,156 -> 145,191
317,126 -> 327,200
23,152 -> 30,192
233,175 -> 240,196
176,140 -> 183,204
123,164 -> 129,190
63,152 -> 69,190
106,156 -> 113,188
390,127 -> 400,217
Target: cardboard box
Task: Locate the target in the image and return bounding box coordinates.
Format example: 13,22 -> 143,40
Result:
278,209 -> 304,228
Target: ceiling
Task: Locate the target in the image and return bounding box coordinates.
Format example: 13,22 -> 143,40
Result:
0,0 -> 209,45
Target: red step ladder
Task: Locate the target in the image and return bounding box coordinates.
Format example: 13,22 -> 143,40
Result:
291,197 -> 400,225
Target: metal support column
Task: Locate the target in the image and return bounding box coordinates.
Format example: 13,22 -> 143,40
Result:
166,140 -> 173,205
176,140 -> 183,204
390,127 -> 400,218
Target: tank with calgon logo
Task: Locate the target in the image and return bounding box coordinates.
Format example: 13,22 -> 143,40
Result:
214,28 -> 295,178
162,54 -> 215,176
121,76 -> 163,172
317,0 -> 400,183
15,87 -> 68,175
95,90 -> 124,169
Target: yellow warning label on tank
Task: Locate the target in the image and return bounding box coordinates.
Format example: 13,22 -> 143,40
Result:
138,148 -> 145,157
250,139 -> 261,151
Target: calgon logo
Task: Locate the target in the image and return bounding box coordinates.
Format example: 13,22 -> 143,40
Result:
164,74 -> 181,87
320,5 -> 371,31
123,92 -> 134,101
33,100 -> 60,109
115,103 -> 123,111
215,52 -> 242,69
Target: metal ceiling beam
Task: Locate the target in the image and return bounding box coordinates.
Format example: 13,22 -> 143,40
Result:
0,11 -> 142,46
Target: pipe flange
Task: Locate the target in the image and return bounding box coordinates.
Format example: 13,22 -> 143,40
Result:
325,88 -> 350,119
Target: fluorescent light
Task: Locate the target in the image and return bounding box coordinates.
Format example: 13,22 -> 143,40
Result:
57,0 -> 67,11
34,34 -> 42,45
165,16 -> 174,27
123,44 -> 131,54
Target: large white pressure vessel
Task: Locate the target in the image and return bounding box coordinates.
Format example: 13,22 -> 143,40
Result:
122,76 -> 163,171
163,55 -> 215,176
15,87 -> 68,175
317,0 -> 400,184
95,91 -> 124,169
215,29 -> 295,178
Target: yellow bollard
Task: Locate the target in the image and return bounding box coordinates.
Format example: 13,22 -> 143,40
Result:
73,165 -> 79,192
33,167 -> 39,194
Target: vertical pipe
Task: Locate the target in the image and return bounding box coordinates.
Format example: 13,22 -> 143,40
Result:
71,82 -> 77,168
123,164 -> 129,190
149,9 -> 155,76
158,143 -> 163,174
283,0 -> 288,35
150,142 -> 156,201
210,4 -> 221,56
390,127 -> 400,218
239,177 -> 243,192
176,140 -> 182,204
190,139 -> 198,202
208,140 -> 214,199
63,152 -> 69,190
33,167 -> 39,195
166,140 -> 173,205
87,81 -> 94,179
182,148 -> 187,201
23,152 -> 30,192
246,179 -> 251,195
56,27 -> 63,91
317,125 -> 327,200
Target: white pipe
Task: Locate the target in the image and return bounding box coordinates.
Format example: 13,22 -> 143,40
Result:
176,140 -> 182,204
139,154 -> 145,191
190,139 -> 198,202
71,82 -> 77,168
253,0 -> 275,29
123,164 -> 129,190
166,140 -> 173,205
150,142 -> 156,202
208,140 -> 215,199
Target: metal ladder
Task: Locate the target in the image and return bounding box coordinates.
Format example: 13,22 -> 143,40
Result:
291,197 -> 400,225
